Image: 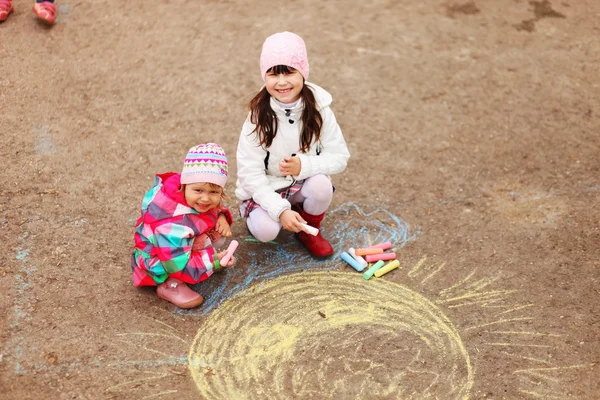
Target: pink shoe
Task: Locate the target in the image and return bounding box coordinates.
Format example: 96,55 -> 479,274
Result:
156,278 -> 204,309
0,0 -> 13,22
32,1 -> 56,25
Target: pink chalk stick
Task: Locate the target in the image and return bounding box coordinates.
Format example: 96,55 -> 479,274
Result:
220,240 -> 239,266
355,247 -> 384,256
365,252 -> 397,263
369,241 -> 393,251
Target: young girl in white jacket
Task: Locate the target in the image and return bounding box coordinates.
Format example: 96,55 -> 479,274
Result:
235,31 -> 350,257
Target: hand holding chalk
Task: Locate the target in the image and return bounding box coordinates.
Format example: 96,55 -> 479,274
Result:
300,223 -> 319,236
219,240 -> 239,267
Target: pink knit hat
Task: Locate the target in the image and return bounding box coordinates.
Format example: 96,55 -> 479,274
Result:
180,143 -> 228,187
260,31 -> 309,81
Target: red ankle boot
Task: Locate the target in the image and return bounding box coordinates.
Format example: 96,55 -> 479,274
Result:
294,205 -> 334,257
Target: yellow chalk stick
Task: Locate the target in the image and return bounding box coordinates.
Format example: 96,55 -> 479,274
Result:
374,260 -> 400,278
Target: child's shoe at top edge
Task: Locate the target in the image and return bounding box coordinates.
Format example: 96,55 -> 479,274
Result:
156,278 -> 204,309
32,1 -> 56,25
0,0 -> 13,22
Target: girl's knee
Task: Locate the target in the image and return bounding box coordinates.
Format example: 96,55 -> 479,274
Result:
247,215 -> 280,242
305,175 -> 333,200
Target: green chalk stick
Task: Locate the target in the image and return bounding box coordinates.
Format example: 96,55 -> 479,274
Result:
363,260 -> 385,280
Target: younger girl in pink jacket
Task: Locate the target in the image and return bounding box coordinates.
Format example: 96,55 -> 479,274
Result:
131,143 -> 236,309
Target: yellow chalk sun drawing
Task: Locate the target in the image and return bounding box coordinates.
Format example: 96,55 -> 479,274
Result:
104,256 -> 588,399
188,271 -> 473,399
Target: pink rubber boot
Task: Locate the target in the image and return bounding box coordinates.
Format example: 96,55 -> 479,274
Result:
156,278 -> 204,309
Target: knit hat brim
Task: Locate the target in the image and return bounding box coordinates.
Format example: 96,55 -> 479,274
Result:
180,171 -> 228,187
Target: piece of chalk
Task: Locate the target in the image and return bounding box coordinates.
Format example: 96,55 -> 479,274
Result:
300,223 -> 319,236
354,247 -> 384,256
374,260 -> 400,278
348,247 -> 368,268
341,251 -> 365,272
365,252 -> 396,263
220,240 -> 239,266
369,241 -> 393,251
362,260 -> 385,280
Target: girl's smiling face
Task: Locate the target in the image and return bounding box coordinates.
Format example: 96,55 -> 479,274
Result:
265,65 -> 304,103
184,182 -> 222,213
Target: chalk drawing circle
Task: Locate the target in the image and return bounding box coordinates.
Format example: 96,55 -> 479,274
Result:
189,271 -> 473,399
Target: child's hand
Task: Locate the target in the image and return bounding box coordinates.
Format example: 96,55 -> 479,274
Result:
279,209 -> 307,233
215,214 -> 232,237
279,156 -> 301,177
205,229 -> 225,242
192,233 -> 209,252
217,251 -> 236,268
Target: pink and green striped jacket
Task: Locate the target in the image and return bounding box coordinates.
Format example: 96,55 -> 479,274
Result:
131,172 -> 233,287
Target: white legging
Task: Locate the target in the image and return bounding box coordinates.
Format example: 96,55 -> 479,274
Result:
247,174 -> 333,242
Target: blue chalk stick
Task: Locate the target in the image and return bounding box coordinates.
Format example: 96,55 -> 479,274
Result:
341,251 -> 365,272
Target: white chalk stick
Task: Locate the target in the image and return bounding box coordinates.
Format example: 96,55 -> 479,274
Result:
300,223 -> 319,236
348,248 -> 368,268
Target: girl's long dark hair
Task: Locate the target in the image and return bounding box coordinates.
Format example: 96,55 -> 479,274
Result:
248,65 -> 323,153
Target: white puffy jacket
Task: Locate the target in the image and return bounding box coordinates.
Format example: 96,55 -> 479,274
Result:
235,82 -> 350,221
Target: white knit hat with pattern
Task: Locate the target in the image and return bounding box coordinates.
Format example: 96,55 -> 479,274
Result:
180,143 -> 228,187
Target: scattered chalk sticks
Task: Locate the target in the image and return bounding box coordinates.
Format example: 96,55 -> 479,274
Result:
368,241 -> 393,251
365,252 -> 396,263
300,223 -> 319,236
354,247 -> 384,256
362,260 -> 385,280
341,251 -> 366,272
344,241 -> 399,279
374,260 -> 400,278
219,240 -> 239,267
348,247 -> 368,269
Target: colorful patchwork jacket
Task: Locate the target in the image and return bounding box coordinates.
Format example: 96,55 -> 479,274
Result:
131,172 -> 233,287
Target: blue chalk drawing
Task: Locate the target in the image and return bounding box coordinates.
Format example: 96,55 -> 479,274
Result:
181,202 -> 419,317
3,235 -> 38,374
1,204 -> 416,380
56,3 -> 70,23
65,215 -> 88,227
34,125 -> 56,155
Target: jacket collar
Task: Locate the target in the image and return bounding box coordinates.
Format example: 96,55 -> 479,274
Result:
270,96 -> 303,119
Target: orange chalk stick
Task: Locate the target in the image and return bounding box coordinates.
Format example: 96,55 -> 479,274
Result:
355,247 -> 384,256
365,252 -> 396,263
